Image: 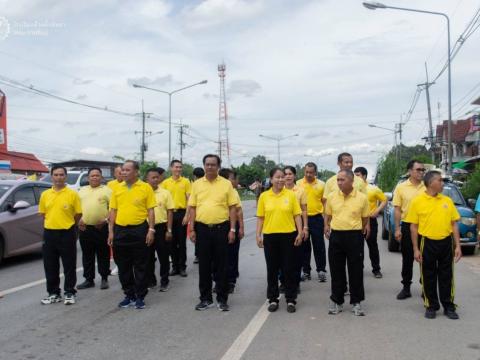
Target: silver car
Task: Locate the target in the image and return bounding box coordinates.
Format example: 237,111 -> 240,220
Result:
0,180 -> 51,264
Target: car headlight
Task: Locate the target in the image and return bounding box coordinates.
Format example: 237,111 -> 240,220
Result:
460,217 -> 476,226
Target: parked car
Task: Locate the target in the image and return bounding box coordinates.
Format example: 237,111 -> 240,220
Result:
0,180 -> 51,265
41,170 -> 89,192
382,178 -> 478,254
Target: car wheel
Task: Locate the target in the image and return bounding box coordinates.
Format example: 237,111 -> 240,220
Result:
461,246 -> 476,256
388,229 -> 400,252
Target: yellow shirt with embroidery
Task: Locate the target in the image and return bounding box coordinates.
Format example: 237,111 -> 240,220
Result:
257,188 -> 301,234
392,179 -> 426,220
39,186 -> 82,230
323,174 -> 367,200
78,185 -> 112,225
153,187 -> 174,224
367,184 -> 387,215
296,178 -> 324,215
161,176 -> 191,209
325,189 -> 369,231
107,179 -> 124,193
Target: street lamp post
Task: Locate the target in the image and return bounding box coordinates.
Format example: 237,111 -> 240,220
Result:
368,123 -> 400,163
259,133 -> 299,164
363,1 -> 452,174
133,80 -> 208,164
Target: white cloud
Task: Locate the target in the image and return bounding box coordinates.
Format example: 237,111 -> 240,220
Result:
81,147 -> 108,156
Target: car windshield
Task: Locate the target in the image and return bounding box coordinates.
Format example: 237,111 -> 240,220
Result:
41,173 -> 80,185
0,185 -> 12,198
443,185 -> 465,206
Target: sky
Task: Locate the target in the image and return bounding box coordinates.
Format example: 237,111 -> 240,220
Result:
0,0 -> 479,175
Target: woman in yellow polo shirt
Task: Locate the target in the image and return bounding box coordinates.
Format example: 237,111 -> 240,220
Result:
256,167 -> 303,313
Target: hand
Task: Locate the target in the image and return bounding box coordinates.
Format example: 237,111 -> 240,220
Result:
256,234 -> 263,248
414,248 -> 422,263
294,233 -> 303,246
166,231 -> 173,242
394,228 -> 402,242
190,230 -> 196,243
238,227 -> 245,240
454,245 -> 462,263
228,231 -> 235,244
302,229 -> 309,241
78,219 -> 86,232
324,225 -> 331,239
107,232 -> 114,246
363,225 -> 370,240
182,215 -> 189,226
146,231 -> 154,246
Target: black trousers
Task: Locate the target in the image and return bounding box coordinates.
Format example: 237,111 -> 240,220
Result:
196,221 -> 229,303
401,222 -> 415,286
264,232 -> 298,304
171,210 -> 187,271
146,223 -> 171,286
365,217 -> 381,272
420,236 -> 456,310
43,227 -> 77,295
301,215 -> 326,274
79,224 -> 110,281
329,230 -> 365,305
227,222 -> 241,284
113,222 -> 149,299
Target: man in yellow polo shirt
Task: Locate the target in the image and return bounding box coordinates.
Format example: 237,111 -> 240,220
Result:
323,153 -> 367,199
107,164 -> 124,193
108,160 -> 156,309
146,167 -> 174,292
296,162 -> 327,282
77,167 -> 112,290
324,169 -> 370,316
354,166 -> 387,278
392,159 -> 426,300
188,154 -> 238,311
161,159 -> 191,277
405,170 -> 461,320
39,165 -> 82,306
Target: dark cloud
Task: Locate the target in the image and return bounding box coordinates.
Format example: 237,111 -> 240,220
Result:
227,80 -> 261,98
127,75 -> 179,88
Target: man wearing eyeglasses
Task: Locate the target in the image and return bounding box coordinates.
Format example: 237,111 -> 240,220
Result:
392,160 -> 426,300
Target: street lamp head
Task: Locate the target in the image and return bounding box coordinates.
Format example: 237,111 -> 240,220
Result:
199,80 -> 208,84
132,84 -> 141,88
362,1 -> 387,10
368,124 -> 376,128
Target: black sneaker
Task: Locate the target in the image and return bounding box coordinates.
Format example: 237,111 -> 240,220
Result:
267,302 -> 279,312
396,288 -> 411,300
195,300 -> 214,311
287,303 -> 296,313
159,284 -> 169,292
170,269 -> 180,276
301,273 -> 311,281
100,278 -> 109,290
444,308 -> 459,320
77,280 -> 94,290
179,269 -> 187,277
373,271 -> 383,279
217,302 -> 230,312
193,256 -> 199,264
425,308 -> 436,319
148,282 -> 157,289
279,284 -> 286,294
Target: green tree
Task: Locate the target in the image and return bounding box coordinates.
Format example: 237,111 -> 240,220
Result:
139,161 -> 158,179
318,169 -> 336,182
461,163 -> 480,200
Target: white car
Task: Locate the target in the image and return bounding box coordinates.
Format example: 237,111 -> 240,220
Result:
40,170 -> 89,192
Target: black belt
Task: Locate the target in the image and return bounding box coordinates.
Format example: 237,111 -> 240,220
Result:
173,209 -> 186,213
196,221 -> 229,229
115,221 -> 147,229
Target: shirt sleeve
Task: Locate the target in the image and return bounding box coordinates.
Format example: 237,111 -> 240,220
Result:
323,179 -> 331,199
324,194 -> 332,216
361,196 -> 370,218
392,185 -> 402,207
38,193 -> 46,214
292,193 -> 301,216
404,198 -> 419,224
234,190 -> 242,208
185,179 -> 192,195
450,199 -> 461,222
146,186 -> 157,209
376,187 -> 387,202
256,193 -> 265,217
73,193 -> 82,214
227,183 -> 239,207
188,183 -> 197,207
105,186 -> 113,201
166,192 -> 175,210
109,191 -> 117,210
300,190 -> 307,206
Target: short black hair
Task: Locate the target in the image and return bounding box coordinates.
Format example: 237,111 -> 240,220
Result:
87,167 -> 102,175
219,168 -> 233,180
269,167 -> 284,178
145,167 -> 166,177
193,167 -> 205,178
202,154 -> 221,166
304,162 -> 317,172
337,152 -> 352,163
407,159 -> 423,171
51,165 -> 67,175
424,170 -> 442,187
124,160 -> 139,170
283,165 -> 297,175
114,164 -> 122,170
170,159 -> 182,167
353,166 -> 367,177
338,169 -> 354,180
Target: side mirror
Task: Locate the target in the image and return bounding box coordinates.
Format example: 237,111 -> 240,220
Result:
11,200 -> 31,211
468,198 -> 477,209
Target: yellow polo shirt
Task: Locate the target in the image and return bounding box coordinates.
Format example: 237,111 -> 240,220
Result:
107,179 -> 123,193
233,188 -> 243,209
161,176 -> 191,209
153,187 -> 174,224
257,188 -> 301,234
325,189 -> 369,231
392,179 -> 426,220
290,185 -> 307,207
323,174 -> 367,199
367,184 -> 387,215
109,180 -> 157,226
39,186 -> 82,230
188,176 -> 238,224
78,185 -> 112,225
296,178 -> 324,215
405,192 -> 460,240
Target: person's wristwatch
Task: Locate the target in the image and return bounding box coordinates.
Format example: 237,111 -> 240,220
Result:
230,228 -> 236,233
167,229 -> 172,233
148,228 -> 156,233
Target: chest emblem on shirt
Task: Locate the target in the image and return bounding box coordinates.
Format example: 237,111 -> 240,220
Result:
443,203 -> 448,209
63,204 -> 69,210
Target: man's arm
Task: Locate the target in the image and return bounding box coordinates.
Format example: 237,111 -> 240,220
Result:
256,217 -> 264,248
228,205 -> 237,244
189,207 -> 197,242
371,200 -> 387,218
324,214 -> 331,239
237,206 -> 244,240
410,223 -> 421,263
107,209 -> 117,246
146,208 -> 155,246
452,221 -> 462,262
394,206 -> 402,242
166,209 -> 173,241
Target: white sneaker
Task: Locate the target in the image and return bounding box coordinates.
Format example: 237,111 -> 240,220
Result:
328,301 -> 343,315
64,293 -> 76,305
41,294 -> 62,305
352,303 -> 365,316
111,267 -> 118,276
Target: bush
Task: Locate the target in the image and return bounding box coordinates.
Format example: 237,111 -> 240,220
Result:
461,163 -> 480,200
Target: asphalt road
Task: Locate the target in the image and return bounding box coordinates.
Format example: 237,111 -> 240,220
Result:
1,200 -> 480,360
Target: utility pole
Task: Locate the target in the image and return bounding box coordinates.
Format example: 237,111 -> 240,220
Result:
175,122 -> 189,162
134,100 -> 152,164
417,62 -> 435,162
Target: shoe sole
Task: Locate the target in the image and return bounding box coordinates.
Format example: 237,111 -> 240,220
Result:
195,303 -> 214,311
159,288 -> 169,292
64,300 -> 75,305
328,310 -> 342,315
268,304 -> 279,312
135,305 -> 145,309
218,306 -> 229,312
353,311 -> 365,316
41,299 -> 62,305
287,306 -> 296,313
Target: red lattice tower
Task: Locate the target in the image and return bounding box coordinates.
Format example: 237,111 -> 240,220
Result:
217,63 -> 230,164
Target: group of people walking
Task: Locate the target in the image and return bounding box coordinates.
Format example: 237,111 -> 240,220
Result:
38,152 -> 462,319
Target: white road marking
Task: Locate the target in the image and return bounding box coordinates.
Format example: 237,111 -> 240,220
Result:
0,266 -> 84,297
220,298 -> 278,360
